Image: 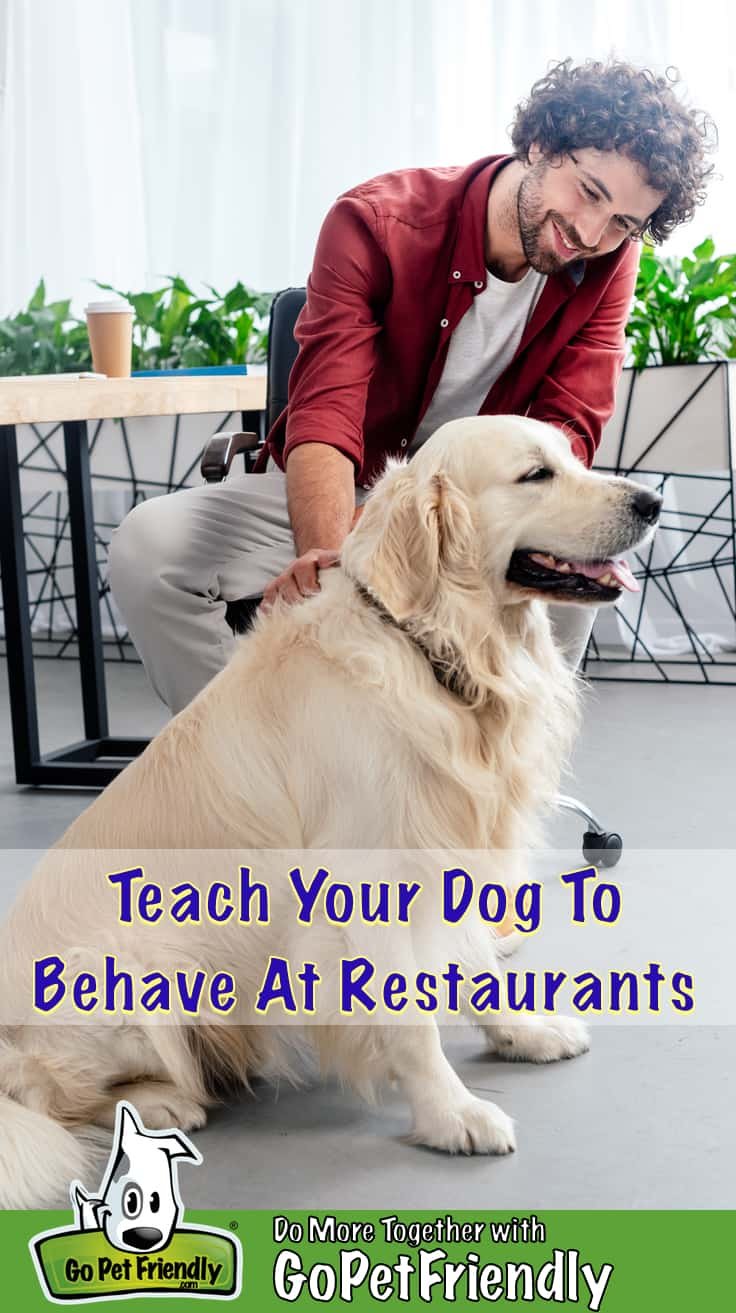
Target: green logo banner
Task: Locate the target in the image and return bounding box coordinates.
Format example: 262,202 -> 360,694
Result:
31,1224 -> 239,1300
2,1209 -> 731,1311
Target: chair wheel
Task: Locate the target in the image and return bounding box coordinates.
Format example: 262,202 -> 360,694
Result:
582,831 -> 623,867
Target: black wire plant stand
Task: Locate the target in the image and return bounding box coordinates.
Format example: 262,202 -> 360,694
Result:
582,361 -> 736,685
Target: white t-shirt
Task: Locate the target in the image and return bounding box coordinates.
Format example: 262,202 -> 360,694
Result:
410,265 -> 547,452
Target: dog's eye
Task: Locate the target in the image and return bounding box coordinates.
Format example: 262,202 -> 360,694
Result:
149,1191 -> 160,1213
122,1183 -> 142,1219
519,467 -> 554,483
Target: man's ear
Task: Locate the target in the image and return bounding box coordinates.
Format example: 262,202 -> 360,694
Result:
363,470 -> 476,621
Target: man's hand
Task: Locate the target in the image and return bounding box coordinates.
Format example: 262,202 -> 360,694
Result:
261,548 -> 341,610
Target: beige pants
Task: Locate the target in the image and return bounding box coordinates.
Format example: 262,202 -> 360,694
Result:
108,466 -> 595,716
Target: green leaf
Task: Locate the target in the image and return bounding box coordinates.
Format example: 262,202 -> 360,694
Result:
687,259 -> 720,289
47,298 -> 72,323
92,279 -> 127,298
159,288 -> 195,344
177,336 -> 212,367
168,274 -> 195,297
222,282 -> 256,314
28,279 -> 46,311
126,292 -> 163,328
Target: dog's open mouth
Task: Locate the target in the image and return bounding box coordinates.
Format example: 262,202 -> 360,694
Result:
506,549 -> 640,599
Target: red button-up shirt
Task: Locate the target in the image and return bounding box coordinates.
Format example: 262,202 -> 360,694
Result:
260,154 -> 639,483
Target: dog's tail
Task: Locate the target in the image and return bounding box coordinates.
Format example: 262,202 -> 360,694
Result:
0,1093 -> 97,1208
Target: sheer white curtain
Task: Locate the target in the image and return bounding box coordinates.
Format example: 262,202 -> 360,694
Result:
0,0 -> 147,313
0,0 -> 734,314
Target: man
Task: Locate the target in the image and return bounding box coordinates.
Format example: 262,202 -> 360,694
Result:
109,58 -> 713,715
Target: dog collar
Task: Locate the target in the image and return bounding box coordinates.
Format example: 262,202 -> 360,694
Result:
349,576 -> 468,704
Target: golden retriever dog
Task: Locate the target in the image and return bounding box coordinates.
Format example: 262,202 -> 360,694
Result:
0,415 -> 660,1206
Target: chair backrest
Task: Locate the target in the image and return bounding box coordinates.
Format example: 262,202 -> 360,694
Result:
265,287 -> 307,430
222,287 -> 307,632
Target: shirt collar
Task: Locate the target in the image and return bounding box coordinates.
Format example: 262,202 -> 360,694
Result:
450,154 -> 586,291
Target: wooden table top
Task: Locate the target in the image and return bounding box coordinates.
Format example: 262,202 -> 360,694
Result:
0,373 -> 267,426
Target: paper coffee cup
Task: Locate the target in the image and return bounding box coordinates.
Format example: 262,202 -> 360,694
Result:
85,300 -> 134,378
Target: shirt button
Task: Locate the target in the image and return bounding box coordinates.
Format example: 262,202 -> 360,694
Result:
400,438 -> 408,447
474,280 -> 484,288
452,269 -> 461,279
440,317 -> 449,328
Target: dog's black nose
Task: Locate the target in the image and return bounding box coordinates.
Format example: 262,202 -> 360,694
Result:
632,488 -> 662,524
122,1227 -> 164,1250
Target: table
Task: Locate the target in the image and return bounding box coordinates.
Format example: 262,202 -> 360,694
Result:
0,374 -> 267,786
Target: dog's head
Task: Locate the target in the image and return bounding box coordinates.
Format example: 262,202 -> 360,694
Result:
342,415 -> 661,622
96,1103 -> 201,1253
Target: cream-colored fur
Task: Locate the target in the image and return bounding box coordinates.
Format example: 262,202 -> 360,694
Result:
0,416 -> 658,1205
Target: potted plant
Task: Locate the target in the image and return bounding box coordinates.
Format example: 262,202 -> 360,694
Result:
0,276 -> 273,375
0,281 -> 92,375
589,238 -> 736,682
94,275 -> 272,371
598,237 -> 736,472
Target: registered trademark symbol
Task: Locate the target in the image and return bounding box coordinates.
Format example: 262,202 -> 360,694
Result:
229,1220 -> 239,1230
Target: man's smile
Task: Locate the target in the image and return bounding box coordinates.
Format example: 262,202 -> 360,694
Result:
551,217 -> 585,257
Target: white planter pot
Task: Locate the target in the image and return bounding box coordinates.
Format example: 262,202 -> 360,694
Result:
598,360 -> 734,473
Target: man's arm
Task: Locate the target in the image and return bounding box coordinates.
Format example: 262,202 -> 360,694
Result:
287,443 -> 355,555
280,194 -> 390,473
261,191 -> 390,608
261,443 -> 355,608
527,241 -> 641,465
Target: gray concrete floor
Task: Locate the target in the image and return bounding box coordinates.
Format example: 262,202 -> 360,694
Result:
0,655 -> 734,1208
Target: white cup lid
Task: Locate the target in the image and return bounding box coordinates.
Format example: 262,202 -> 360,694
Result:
85,300 -> 133,314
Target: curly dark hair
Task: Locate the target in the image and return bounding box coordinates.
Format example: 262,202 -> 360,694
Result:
510,58 -> 717,243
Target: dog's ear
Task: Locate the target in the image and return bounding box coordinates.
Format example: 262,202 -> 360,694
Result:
365,470 -> 476,621
156,1131 -> 203,1166
118,1102 -> 144,1154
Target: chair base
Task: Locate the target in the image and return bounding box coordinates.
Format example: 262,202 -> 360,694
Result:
557,794 -> 623,866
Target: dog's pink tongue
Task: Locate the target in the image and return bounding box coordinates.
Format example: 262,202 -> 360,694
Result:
571,557 -> 640,592
530,553 -> 640,592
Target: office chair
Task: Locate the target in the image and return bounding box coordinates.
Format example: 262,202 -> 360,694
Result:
200,288 -> 623,868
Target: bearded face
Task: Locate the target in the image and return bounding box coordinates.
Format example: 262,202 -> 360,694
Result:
516,159 -> 592,274
513,148 -> 664,275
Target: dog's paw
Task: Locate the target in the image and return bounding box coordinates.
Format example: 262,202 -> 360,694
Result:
137,1093 -> 208,1132
485,1015 -> 590,1064
98,1085 -> 208,1133
408,1096 -> 515,1156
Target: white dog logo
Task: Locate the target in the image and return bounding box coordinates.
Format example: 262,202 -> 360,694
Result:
71,1101 -> 201,1254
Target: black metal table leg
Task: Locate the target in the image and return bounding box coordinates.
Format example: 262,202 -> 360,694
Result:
63,420 -> 109,740
0,419 -> 149,786
0,424 -> 42,783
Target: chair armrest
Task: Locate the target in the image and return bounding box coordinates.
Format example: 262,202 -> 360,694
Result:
200,430 -> 261,482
